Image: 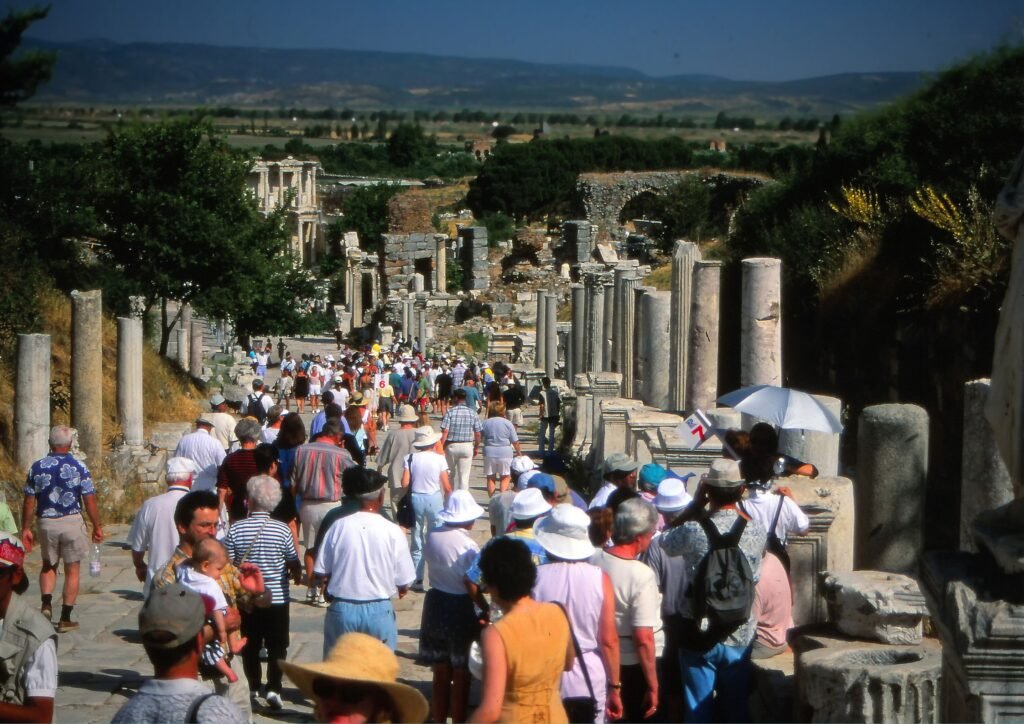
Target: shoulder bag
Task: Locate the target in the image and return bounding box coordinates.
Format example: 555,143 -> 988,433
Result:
553,602 -> 598,724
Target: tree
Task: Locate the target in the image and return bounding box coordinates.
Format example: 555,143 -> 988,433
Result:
93,118 -> 306,353
341,183 -> 403,252
0,6 -> 55,107
387,123 -> 433,168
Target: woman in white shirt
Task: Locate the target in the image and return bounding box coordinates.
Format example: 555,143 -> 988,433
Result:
401,427 -> 451,586
417,491 -> 484,723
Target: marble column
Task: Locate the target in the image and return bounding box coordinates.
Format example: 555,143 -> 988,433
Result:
639,290 -> 673,410
544,292 -> 558,379
435,236 -> 447,293
740,257 -> 783,389
118,317 -> 144,447
176,328 -> 189,369
570,284 -> 586,382
856,403 -> 929,573
586,281 -> 605,373
416,304 -> 428,349
602,276 -> 615,372
670,241 -> 701,411
189,322 -> 204,378
534,291 -> 547,372
15,334 -> 50,472
401,299 -> 412,339
960,379 -> 1013,551
179,303 -> 192,367
351,269 -> 363,327
632,285 -> 653,402
686,260 -> 722,412
614,268 -> 641,398
71,290 -> 103,466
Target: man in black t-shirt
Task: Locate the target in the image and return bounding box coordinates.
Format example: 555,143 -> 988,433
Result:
434,368 -> 453,416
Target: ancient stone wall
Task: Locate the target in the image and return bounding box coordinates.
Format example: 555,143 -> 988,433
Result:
382,233 -> 445,297
387,192 -> 433,233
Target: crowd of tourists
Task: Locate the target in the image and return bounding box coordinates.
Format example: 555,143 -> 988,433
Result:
8,338 -> 816,723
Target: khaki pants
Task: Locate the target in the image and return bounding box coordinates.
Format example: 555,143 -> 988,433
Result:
445,442 -> 474,491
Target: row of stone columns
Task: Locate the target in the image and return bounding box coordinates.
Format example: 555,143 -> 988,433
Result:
16,290 -> 146,473
534,291 -> 558,379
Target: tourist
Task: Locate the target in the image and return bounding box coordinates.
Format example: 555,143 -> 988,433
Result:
277,369 -> 294,413
418,491 -> 484,723
280,633 -> 428,723
540,453 -> 590,510
510,454 -> 540,490
205,394 -> 238,451
742,422 -> 818,482
290,419 -> 355,605
534,505 -> 624,722
440,388 -> 483,492
293,364 -> 310,414
538,376 -> 561,453
112,584 -> 245,723
223,476 -> 300,710
252,443 -> 300,554
462,374 -> 483,414
129,457 -> 196,599
244,379 -> 272,423
376,404 -> 419,516
20,425 -> 103,633
308,390 -> 335,439
501,369 -> 527,430
0,533 -> 57,723
153,490 -> 270,715
435,365 -> 453,416
452,358 -> 467,389
273,413 -> 306,488
260,405 -> 286,444
308,360 -> 324,410
402,426 -> 451,588
467,487 -> 552,593
216,418 -> 262,523
481,400 -> 522,496
314,470 -> 415,654
175,416 -> 226,491
377,373 -> 396,429
588,508 -> 614,547
470,537 -> 572,723
658,458 -> 767,723
255,347 -> 269,378
589,453 -> 641,509
341,406 -> 367,466
750,550 -> 794,660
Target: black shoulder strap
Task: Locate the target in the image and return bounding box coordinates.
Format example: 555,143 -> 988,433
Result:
698,516 -> 721,547
723,516 -> 747,546
185,692 -> 217,723
769,494 -> 786,539
553,601 -> 596,704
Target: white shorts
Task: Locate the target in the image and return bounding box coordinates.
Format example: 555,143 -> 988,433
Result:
484,457 -> 513,478
300,500 -> 340,549
506,408 -> 524,426
309,384 -> 322,397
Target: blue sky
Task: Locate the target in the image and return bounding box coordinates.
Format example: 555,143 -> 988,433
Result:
15,0 -> 1022,81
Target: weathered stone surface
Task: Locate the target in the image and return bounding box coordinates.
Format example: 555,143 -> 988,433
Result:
387,192 -> 432,233
639,291 -> 672,410
189,322 -> 204,378
822,570 -> 928,644
856,403 -> 929,573
15,334 -> 50,472
686,260 -> 722,412
740,257 -> 782,393
71,290 -> 103,467
118,317 -> 144,447
669,241 -> 700,411
961,379 -> 1014,552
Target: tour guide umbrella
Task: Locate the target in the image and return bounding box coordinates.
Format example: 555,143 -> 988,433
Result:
717,385 -> 843,434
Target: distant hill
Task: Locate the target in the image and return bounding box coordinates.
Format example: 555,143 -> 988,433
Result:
22,38 -> 927,115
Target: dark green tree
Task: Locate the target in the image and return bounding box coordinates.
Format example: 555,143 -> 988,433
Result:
0,6 -> 55,107
341,183 -> 402,252
387,123 -> 433,167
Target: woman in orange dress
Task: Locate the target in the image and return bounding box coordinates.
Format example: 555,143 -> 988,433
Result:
470,537 -> 574,723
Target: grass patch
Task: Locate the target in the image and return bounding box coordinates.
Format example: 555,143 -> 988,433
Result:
644,264 -> 672,291
462,331 -> 489,354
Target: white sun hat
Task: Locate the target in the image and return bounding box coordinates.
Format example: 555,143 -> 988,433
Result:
436,490 -> 485,525
412,426 -> 442,448
510,488 -> 552,520
534,504 -> 596,561
510,456 -> 537,475
654,477 -> 693,512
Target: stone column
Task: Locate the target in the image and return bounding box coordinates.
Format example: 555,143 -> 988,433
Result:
586,281 -> 605,372
416,305 -> 428,349
686,260 -> 722,412
435,236 -> 447,293
351,269 -> 363,327
779,394 -> 842,477
401,299 -> 412,339
670,241 -> 701,411
740,257 -> 783,389
544,292 -> 557,379
639,291 -> 673,410
15,334 -> 50,472
602,276 -> 615,371
632,285 -> 653,402
960,379 -> 1013,551
189,322 -> 204,378
411,273 -> 425,293
176,328 -> 189,369
856,403 -> 929,573
178,303 -> 192,366
570,284 -> 586,382
534,291 -> 547,373
614,269 -> 641,398
118,317 -> 144,447
71,290 -> 103,466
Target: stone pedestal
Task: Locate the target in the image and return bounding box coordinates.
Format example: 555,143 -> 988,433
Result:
686,260 -> 722,412
670,241 -> 700,411
189,322 -> 204,378
544,293 -> 558,379
740,257 -> 782,394
598,398 -> 648,461
71,290 -> 103,466
639,291 -> 672,410
778,394 -> 842,477
589,373 -> 623,451
380,325 -> 394,347
856,403 -> 929,573
960,379 -> 1013,551
15,334 -> 51,472
821,571 -> 928,644
118,317 -> 144,447
613,269 -> 640,397
411,272 -> 425,293
570,284 -> 585,383
571,374 -> 594,454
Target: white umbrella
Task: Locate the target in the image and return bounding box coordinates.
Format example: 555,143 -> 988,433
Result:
717,385 -> 843,434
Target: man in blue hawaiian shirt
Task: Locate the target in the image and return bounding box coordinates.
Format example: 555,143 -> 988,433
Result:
20,425 -> 104,633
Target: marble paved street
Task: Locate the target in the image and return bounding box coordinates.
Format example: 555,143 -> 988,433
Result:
25,388 -> 538,722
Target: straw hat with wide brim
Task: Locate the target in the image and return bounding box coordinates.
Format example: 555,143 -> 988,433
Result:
395,404 -> 419,423
412,426 -> 442,448
279,633 -> 428,723
349,392 -> 368,407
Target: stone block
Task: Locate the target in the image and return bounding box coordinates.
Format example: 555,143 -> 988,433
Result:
821,570 -> 928,644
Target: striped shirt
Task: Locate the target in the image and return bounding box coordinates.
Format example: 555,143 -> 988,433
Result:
224,512 -> 298,605
290,441 -> 355,502
440,404 -> 483,443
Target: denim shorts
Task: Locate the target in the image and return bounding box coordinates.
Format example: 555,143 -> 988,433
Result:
323,599 -> 396,657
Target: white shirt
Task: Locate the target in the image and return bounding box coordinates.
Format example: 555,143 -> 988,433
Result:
0,618 -> 57,699
260,427 -> 280,444
176,565 -> 228,612
127,485 -> 191,596
334,387 -> 350,411
742,488 -> 809,545
589,481 -> 617,509
404,451 -> 449,495
425,526 -> 479,595
246,392 -> 273,417
595,550 -> 663,666
202,412 -> 237,451
315,511 -> 415,600
174,430 -> 226,491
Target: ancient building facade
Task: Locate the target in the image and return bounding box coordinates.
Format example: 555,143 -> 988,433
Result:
248,157 -> 325,267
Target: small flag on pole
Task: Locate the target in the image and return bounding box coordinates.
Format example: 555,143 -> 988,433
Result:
675,409 -> 714,449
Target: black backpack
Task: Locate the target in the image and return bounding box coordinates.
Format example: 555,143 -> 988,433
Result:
691,515 -> 755,638
247,393 -> 268,423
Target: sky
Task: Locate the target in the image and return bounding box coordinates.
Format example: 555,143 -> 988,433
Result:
14,0 -> 1023,81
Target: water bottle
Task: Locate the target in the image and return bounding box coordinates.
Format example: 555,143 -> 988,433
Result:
89,544 -> 102,577
773,457 -> 786,478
